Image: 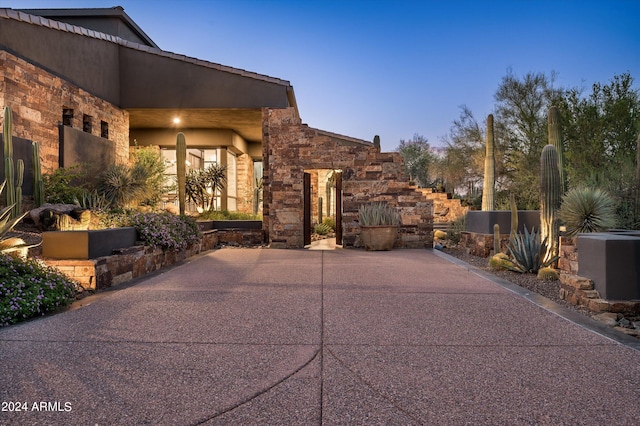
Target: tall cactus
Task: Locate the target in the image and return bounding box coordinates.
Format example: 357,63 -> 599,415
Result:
15,159 -> 23,218
509,193 -> 518,239
3,106 -> 15,213
176,132 -> 187,215
540,144 -> 561,264
493,223 -> 500,255
481,114 -> 495,211
548,106 -> 566,194
32,141 -> 45,207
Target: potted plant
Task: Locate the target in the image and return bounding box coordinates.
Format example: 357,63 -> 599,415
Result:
358,202 -> 401,250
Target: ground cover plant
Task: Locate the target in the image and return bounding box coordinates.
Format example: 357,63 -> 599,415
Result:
128,212 -> 201,251
0,255 -> 78,327
198,210 -> 262,221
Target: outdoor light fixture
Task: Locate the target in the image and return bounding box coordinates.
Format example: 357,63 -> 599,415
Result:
173,117 -> 180,124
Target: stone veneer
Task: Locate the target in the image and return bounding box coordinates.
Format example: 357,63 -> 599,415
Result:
415,188 -> 468,225
45,231 -> 218,291
0,50 -> 129,171
262,107 -> 433,248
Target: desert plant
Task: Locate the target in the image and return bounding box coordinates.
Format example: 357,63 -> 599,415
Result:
32,141 -> 45,207
314,222 -> 332,235
481,114 -> 495,211
447,214 -> 467,245
559,187 -> 617,237
176,133 -> 187,215
74,189 -> 111,212
0,180 -> 32,256
537,267 -> 559,281
358,202 -> 401,226
493,223 -> 500,255
548,106 -> 566,194
2,106 -> 24,219
98,163 -> 146,209
130,146 -> 168,207
185,164 -> 227,212
322,216 -> 336,230
489,252 -> 512,271
509,193 -> 518,239
507,226 -> 559,273
198,209 -> 261,220
540,144 -> 561,265
128,212 -> 201,252
0,255 -> 78,327
43,165 -> 88,204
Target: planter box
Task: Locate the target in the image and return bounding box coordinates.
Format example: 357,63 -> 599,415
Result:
578,233 -> 640,300
466,210 -> 540,235
360,226 -> 398,251
42,227 -> 138,260
197,220 -> 262,231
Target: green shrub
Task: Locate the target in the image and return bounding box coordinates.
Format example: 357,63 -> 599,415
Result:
98,163 -> 147,209
185,164 -> 227,212
447,214 -> 467,245
198,210 -> 262,221
314,222 -> 332,235
130,146 -> 169,207
559,187 -> 617,237
507,227 -> 559,273
128,212 -> 201,251
43,165 -> 87,204
322,217 -> 336,230
0,255 -> 78,326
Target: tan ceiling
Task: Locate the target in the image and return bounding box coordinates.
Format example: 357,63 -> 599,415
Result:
127,108 -> 264,143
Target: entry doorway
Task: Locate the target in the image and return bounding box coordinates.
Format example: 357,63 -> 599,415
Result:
303,169 -> 342,248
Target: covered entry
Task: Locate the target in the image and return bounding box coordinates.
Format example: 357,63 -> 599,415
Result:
303,170 -> 342,247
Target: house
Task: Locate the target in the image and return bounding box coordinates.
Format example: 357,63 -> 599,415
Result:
0,6 -> 434,248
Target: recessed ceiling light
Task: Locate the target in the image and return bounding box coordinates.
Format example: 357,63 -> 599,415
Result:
173,117 -> 180,124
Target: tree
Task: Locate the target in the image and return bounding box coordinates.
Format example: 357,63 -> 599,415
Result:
494,70 -> 563,209
558,73 -> 640,228
395,134 -> 434,187
185,164 -> 227,212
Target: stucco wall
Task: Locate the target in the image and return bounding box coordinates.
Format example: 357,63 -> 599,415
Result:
262,107 -> 433,248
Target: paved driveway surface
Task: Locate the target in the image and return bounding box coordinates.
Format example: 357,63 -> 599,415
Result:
1,248 -> 639,425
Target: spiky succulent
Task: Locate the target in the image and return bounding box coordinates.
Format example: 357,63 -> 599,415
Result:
358,202 -> 401,226
559,187 -> 617,237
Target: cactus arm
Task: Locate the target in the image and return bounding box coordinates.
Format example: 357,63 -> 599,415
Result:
32,142 -> 44,207
14,159 -> 23,217
493,223 -> 500,255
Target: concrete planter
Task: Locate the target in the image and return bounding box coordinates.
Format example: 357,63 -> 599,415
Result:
466,210 -> 540,234
360,226 -> 398,251
42,227 -> 138,260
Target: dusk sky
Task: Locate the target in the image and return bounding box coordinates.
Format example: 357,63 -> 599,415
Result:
3,0 -> 639,151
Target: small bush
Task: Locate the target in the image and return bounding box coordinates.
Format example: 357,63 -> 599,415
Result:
129,212 -> 201,251
198,210 -> 262,221
447,214 -> 467,245
43,165 -> 87,204
322,217 -> 336,230
314,222 -> 332,235
0,255 -> 78,327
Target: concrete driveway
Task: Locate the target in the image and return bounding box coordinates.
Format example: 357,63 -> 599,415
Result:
1,248 -> 639,425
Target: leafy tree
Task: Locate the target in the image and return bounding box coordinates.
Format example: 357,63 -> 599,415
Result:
185,164 -> 227,212
396,134 -> 434,188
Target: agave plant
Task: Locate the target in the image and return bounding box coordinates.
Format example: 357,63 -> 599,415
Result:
559,187 -> 617,237
506,226 -> 559,273
0,180 -> 34,255
358,202 -> 401,226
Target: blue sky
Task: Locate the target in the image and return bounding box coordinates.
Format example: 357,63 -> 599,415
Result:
3,0 -> 639,151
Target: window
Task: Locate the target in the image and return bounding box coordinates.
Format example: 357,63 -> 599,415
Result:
62,108 -> 74,126
83,114 -> 92,133
100,121 -> 109,139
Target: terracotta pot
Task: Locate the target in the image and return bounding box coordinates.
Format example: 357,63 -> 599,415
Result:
359,225 -> 398,251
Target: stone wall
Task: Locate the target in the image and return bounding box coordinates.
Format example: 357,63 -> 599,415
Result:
45,230 -> 218,291
262,107 -> 433,248
415,188 -> 468,224
0,50 -> 129,171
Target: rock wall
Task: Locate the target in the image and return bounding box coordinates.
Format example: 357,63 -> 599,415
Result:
0,50 -> 129,171
262,107 -> 433,248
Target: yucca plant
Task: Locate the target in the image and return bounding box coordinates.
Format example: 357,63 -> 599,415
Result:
559,187 -> 617,237
358,202 -> 401,226
506,226 -> 559,273
313,222 -> 332,235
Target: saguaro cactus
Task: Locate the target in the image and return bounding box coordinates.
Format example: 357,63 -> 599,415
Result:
176,132 -> 187,215
15,159 -> 23,217
481,114 -> 495,211
540,144 -> 561,264
548,106 -> 566,194
493,223 -> 500,255
32,141 -> 45,207
3,106 -> 15,212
